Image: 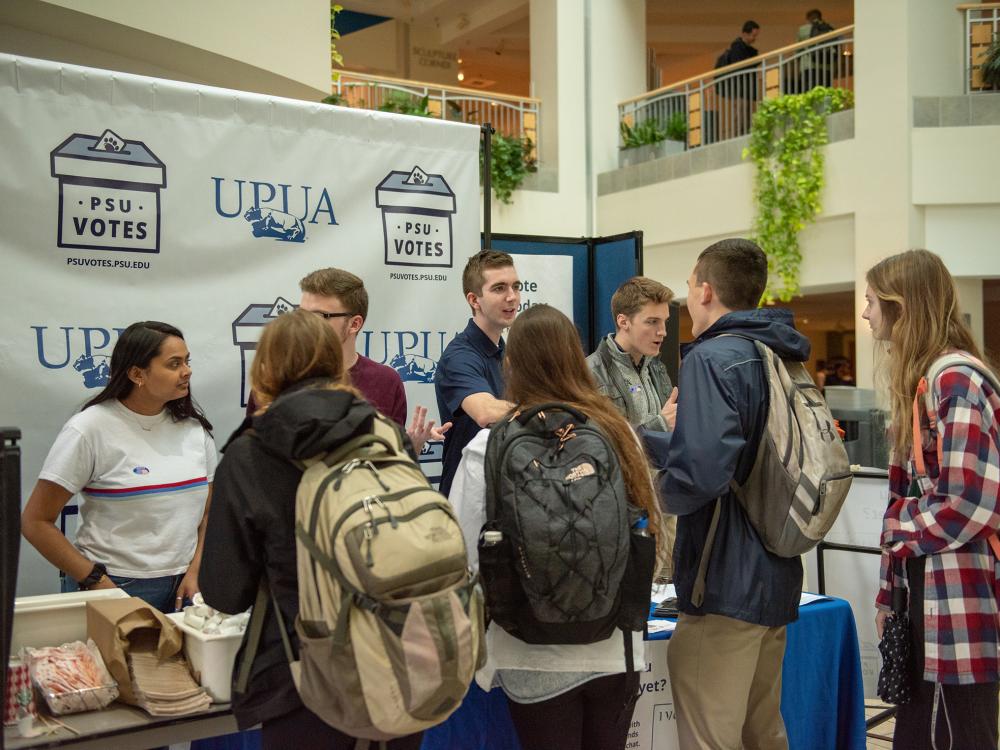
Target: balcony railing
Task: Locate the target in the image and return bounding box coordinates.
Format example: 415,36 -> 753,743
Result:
962,3 -> 1000,93
332,71 -> 541,159
618,25 -> 854,151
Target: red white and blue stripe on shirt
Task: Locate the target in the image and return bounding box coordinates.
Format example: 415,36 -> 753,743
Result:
82,477 -> 208,499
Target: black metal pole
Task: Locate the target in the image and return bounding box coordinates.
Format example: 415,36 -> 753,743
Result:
482,122 -> 494,249
1,427 -> 22,750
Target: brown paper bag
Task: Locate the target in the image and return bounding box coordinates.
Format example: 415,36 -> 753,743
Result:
86,597 -> 183,705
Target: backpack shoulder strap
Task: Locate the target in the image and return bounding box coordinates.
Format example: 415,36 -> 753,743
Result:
911,352 -> 1000,559
914,353 -> 1000,475
234,576 -> 298,695
690,498 -> 723,608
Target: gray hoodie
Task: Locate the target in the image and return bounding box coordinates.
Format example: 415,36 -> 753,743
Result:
586,333 -> 673,431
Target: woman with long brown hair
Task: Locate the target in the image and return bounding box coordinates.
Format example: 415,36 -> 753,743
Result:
449,304 -> 663,750
867,249 -> 1000,749
199,309 -> 423,750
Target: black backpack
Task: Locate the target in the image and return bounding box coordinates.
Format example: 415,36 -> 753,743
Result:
479,403 -> 656,649
810,20 -> 835,37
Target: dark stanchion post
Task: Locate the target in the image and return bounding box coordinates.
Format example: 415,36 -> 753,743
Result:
1,427 -> 22,750
482,122 -> 494,248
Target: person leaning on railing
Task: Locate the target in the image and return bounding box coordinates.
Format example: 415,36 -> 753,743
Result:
714,20 -> 761,137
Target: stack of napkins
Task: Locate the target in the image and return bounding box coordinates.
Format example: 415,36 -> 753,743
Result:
127,629 -> 210,716
182,593 -> 250,635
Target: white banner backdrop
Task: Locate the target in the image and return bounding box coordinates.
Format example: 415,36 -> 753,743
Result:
0,54 -> 486,596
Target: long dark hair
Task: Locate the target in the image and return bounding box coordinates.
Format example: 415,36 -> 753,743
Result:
83,321 -> 213,432
504,304 -> 665,560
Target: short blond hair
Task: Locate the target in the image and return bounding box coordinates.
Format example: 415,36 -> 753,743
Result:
611,277 -> 674,323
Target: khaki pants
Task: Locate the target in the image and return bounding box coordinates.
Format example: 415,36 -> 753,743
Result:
667,612 -> 788,750
656,512 -> 677,580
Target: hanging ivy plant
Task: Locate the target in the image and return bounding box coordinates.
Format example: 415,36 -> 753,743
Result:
744,86 -> 853,302
480,133 -> 538,205
330,3 -> 344,69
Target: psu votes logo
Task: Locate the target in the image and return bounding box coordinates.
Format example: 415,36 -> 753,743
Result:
212,176 -> 339,244
50,129 -> 166,254
233,297 -> 297,406
376,166 -> 456,269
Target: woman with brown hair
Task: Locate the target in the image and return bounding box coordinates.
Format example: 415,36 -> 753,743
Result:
867,249 -> 1000,749
449,303 -> 663,750
198,309 -> 423,750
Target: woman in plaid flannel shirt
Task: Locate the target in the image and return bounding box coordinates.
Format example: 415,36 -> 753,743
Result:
865,249 -> 1000,750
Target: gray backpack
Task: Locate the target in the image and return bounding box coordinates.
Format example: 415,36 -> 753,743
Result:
693,338 -> 851,603
480,404 -> 656,649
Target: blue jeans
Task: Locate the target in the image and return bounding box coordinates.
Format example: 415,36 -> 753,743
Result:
61,573 -> 185,613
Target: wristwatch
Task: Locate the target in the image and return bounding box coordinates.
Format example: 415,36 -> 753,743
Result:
79,562 -> 108,589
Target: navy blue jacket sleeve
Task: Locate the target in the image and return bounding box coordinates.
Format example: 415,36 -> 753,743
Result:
660,348 -> 747,515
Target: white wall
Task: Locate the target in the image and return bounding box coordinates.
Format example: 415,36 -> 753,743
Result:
0,0 -> 330,100
597,137 -> 857,294
913,126 -> 1000,206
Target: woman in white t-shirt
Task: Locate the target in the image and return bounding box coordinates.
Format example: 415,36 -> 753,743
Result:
449,304 -> 665,750
22,321 -> 216,613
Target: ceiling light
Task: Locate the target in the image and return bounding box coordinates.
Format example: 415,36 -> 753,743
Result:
457,72 -> 465,82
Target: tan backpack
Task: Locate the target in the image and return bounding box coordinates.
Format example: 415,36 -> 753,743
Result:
237,413 -> 485,742
693,337 -> 852,604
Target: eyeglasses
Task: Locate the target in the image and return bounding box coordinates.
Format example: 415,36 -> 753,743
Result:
308,310 -> 356,320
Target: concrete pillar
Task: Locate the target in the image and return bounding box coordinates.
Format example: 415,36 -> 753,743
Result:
853,0 -> 920,389
954,277 -> 985,353
589,0 -> 646,177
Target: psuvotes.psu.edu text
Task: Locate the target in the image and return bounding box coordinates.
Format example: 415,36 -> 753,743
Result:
67,257 -> 151,270
388,271 -> 447,282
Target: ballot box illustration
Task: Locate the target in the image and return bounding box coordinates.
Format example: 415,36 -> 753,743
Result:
50,129 -> 166,253
232,297 -> 296,406
376,165 -> 456,269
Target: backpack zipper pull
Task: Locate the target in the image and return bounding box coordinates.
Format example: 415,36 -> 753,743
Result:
373,496 -> 398,528
334,458 -> 362,491
362,497 -> 380,534
363,523 -> 375,567
364,460 -> 391,492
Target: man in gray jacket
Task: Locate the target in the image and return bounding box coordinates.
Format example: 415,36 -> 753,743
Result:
586,276 -> 676,432
587,276 -> 678,576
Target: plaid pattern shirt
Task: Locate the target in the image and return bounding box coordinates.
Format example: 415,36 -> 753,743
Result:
876,362 -> 1000,684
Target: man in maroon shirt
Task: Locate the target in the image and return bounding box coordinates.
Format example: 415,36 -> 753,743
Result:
246,268 -> 447,450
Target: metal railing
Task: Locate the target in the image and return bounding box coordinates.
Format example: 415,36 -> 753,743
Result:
618,25 -> 854,151
332,71 -> 541,159
961,3 -> 1000,93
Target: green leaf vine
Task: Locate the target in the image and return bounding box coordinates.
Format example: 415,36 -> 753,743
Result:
744,86 -> 853,302
330,4 -> 344,69
481,132 -> 538,204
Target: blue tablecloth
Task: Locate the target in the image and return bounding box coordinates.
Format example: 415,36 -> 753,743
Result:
421,596 -> 867,750
192,598 -> 865,750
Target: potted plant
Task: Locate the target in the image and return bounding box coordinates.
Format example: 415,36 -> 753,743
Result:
981,36 -> 1000,90
618,113 -> 687,168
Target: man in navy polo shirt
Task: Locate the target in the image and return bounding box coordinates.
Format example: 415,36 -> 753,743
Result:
434,250 -> 521,495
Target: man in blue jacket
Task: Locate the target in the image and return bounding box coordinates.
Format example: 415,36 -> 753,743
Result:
661,239 -> 807,750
